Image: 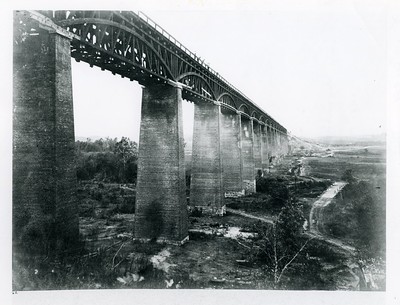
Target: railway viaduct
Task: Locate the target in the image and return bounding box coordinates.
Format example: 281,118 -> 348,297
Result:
13,10 -> 289,251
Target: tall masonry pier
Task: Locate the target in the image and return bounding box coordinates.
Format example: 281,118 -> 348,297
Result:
13,13 -> 79,254
190,101 -> 224,215
134,84 -> 188,243
13,10 -> 289,252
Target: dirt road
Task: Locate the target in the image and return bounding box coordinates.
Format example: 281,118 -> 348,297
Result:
309,181 -> 347,234
226,208 -> 274,224
306,181 -> 365,290
308,181 -> 356,253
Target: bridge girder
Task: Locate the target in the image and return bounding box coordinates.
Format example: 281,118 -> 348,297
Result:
15,10 -> 287,134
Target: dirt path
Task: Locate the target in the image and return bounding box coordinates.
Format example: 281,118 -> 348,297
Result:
309,181 -> 347,233
304,231 -> 356,253
307,181 -> 356,253
228,182 -> 353,255
226,208 -> 274,224
227,182 -> 362,289
306,181 -> 365,290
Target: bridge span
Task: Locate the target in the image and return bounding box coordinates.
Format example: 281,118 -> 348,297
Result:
13,10 -> 289,250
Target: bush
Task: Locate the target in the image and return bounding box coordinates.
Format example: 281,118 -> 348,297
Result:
341,169 -> 356,184
276,202 -> 305,244
324,179 -> 385,258
306,239 -> 344,264
228,193 -> 277,213
189,207 -> 203,217
246,203 -> 309,288
75,137 -> 138,184
256,177 -> 289,210
79,199 -> 97,217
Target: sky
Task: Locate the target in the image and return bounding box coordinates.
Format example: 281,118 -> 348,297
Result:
71,1 -> 387,142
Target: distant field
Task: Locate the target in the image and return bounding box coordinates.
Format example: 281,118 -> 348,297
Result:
303,144 -> 386,188
303,144 -> 386,258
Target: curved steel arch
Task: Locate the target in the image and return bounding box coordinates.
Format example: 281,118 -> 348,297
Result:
250,111 -> 258,119
217,92 -> 237,109
259,115 -> 267,123
177,72 -> 216,100
28,10 -> 288,136
220,103 -> 237,114
54,14 -> 175,82
238,104 -> 251,115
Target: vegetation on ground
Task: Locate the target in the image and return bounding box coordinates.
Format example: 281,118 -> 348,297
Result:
78,182 -> 136,218
13,240 -> 167,290
235,200 -> 339,290
228,175 -> 330,218
76,137 -> 138,183
323,170 -> 386,259
13,138 -> 386,291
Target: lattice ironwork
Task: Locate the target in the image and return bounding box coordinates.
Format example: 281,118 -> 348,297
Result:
14,10 -> 287,134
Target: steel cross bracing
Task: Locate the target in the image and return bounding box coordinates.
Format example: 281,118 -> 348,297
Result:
15,10 -> 287,134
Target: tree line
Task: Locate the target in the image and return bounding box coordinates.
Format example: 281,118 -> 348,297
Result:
76,137 -> 138,183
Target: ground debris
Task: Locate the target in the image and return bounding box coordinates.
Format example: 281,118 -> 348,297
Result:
150,248 -> 176,273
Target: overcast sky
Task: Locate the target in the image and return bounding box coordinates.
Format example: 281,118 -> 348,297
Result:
71,2 -> 386,141
1,2 -> 399,305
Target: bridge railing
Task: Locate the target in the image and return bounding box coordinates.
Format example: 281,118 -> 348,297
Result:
136,11 -> 286,133
34,9 -> 285,132
136,11 -> 286,129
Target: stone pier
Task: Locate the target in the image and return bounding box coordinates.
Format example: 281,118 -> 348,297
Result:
220,110 -> 244,197
261,124 -> 269,172
13,11 -> 291,250
13,22 -> 79,254
240,116 -> 255,194
134,83 -> 188,243
270,125 -> 277,160
252,121 -> 263,177
190,101 -> 224,214
266,123 -> 273,162
274,128 -> 280,157
277,131 -> 282,157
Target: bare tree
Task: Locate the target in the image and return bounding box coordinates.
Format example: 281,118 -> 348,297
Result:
240,203 -> 313,288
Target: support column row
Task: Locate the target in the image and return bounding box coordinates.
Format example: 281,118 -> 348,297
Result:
135,94 -> 290,240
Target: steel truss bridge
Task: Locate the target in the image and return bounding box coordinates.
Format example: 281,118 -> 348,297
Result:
13,9 -> 290,247
15,10 -> 286,134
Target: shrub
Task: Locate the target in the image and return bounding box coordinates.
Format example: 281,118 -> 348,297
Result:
341,169 -> 357,184
256,177 -> 290,210
189,207 -> 203,217
324,180 -> 385,258
75,137 -> 138,184
246,203 -> 309,288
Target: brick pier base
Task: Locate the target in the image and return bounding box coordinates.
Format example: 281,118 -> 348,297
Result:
190,102 -> 224,214
221,110 -> 244,197
134,84 -> 188,243
13,19 -> 79,255
240,117 -> 256,194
